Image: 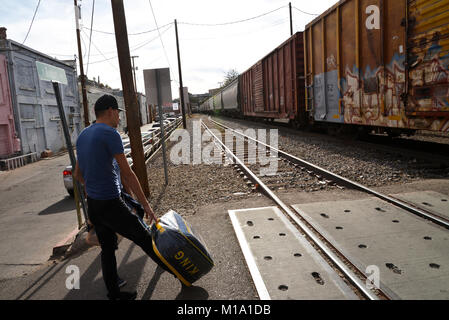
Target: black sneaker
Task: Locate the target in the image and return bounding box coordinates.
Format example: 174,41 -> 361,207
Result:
118,277 -> 127,288
107,291 -> 137,300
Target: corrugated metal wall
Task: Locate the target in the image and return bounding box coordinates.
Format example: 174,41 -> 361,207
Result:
0,40 -> 82,156
240,32 -> 304,120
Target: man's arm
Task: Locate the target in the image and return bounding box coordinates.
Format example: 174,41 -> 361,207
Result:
73,162 -> 85,184
120,174 -> 132,195
73,161 -> 88,198
114,153 -> 157,223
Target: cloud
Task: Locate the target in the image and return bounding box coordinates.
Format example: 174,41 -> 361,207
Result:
1,0 -> 339,96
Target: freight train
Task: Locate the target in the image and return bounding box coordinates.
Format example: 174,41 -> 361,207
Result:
199,0 -> 449,135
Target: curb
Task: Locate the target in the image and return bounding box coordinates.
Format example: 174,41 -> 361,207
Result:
50,227 -> 84,260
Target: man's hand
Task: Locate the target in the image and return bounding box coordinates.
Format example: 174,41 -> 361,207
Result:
115,153 -> 156,223
143,202 -> 158,225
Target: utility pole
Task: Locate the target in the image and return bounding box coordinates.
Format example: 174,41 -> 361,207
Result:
74,0 -> 90,127
110,0 -> 150,197
131,55 -> 142,125
156,69 -> 169,185
174,19 -> 186,129
131,55 -> 139,92
289,2 -> 293,36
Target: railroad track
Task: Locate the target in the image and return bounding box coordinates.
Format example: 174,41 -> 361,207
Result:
200,118 -> 386,300
200,117 -> 449,300
216,115 -> 449,169
208,117 -> 449,229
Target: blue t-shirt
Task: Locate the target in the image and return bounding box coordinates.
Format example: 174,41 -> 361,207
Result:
76,123 -> 124,200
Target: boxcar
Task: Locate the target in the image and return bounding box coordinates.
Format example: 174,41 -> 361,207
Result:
304,0 -> 449,133
239,32 -> 306,125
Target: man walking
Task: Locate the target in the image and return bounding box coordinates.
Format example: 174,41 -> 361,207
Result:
74,94 -> 172,300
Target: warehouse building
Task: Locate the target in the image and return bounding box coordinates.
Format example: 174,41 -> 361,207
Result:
0,28 -> 81,166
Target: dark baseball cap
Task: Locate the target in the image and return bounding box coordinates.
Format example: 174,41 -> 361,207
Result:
94,94 -> 125,112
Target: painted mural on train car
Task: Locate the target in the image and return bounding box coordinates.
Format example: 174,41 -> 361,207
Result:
306,0 -> 449,133
341,36 -> 449,132
341,54 -> 406,128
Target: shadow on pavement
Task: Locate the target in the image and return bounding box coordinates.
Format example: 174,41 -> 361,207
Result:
63,254 -> 104,300
15,260 -> 70,300
175,285 -> 209,300
38,197 -> 76,215
64,242 -> 149,300
141,266 -> 164,300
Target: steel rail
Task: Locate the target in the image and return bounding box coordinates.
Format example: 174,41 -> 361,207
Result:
201,119 -> 383,300
145,119 -> 184,165
210,118 -> 449,229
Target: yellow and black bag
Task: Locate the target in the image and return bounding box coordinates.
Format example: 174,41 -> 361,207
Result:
150,210 -> 214,286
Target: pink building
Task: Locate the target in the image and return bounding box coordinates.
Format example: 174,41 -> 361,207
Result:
0,54 -> 20,158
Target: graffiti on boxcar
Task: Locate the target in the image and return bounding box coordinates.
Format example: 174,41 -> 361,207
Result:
342,56 -> 406,127
409,42 -> 449,111
340,41 -> 449,132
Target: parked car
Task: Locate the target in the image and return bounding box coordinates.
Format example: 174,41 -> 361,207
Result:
63,165 -> 74,197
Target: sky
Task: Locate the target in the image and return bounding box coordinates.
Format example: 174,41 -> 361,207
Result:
0,0 -> 338,99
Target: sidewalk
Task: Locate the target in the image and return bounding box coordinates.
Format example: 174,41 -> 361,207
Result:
0,123 -> 159,281
0,116 -> 258,300
0,197 -> 260,300
0,153 -> 79,280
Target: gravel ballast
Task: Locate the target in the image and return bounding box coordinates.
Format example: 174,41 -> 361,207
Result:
212,116 -> 449,188
146,116 -> 253,218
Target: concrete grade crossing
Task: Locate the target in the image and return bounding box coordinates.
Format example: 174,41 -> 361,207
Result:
226,192 -> 449,300
229,206 -> 358,300
290,193 -> 449,299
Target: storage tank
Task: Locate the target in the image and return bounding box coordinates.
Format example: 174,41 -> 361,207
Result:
304,0 -> 449,132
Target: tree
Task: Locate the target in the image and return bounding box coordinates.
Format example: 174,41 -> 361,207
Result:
219,69 -> 239,88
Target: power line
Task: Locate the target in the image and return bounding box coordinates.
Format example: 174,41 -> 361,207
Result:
182,18 -> 288,41
148,0 -> 177,83
22,0 -> 42,44
292,6 -> 319,16
82,22 -> 173,36
81,29 -> 119,71
131,24 -> 173,51
85,24 -> 172,66
82,5 -> 289,34
80,28 -> 88,60
178,5 -> 287,26
49,25 -> 172,64
86,0 -> 96,77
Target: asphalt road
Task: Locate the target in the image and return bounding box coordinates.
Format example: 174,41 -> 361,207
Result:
0,153 -> 79,280
0,193 -> 262,300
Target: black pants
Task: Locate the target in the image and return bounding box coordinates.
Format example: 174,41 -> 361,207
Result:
87,195 -> 173,296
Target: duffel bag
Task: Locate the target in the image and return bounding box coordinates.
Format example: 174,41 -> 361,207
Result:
150,210 -> 214,286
